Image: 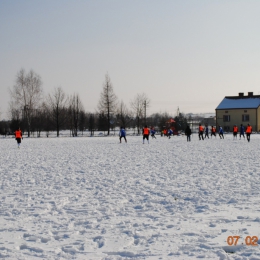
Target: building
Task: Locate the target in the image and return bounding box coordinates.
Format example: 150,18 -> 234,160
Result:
186,113 -> 216,133
201,115 -> 216,128
216,92 -> 260,132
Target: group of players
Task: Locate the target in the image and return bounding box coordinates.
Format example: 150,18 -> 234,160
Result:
118,123 -> 253,144
14,123 -> 253,148
197,123 -> 253,142
119,125 -> 153,144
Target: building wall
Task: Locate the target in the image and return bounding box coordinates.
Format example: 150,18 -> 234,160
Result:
216,108 -> 258,132
201,117 -> 216,127
257,107 -> 260,131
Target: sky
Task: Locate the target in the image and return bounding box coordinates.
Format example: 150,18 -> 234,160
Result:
1,0 -> 260,120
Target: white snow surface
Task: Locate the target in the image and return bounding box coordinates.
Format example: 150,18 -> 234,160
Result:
1,134 -> 260,259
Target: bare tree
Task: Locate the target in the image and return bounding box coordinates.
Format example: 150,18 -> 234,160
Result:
47,87 -> 68,137
0,120 -> 9,136
29,103 -> 41,137
131,93 -> 150,134
41,102 -> 53,137
9,103 -> 23,132
87,113 -> 95,136
98,74 -> 118,135
79,110 -> 87,136
9,69 -> 43,137
116,100 -> 133,128
143,95 -> 150,124
68,93 -> 84,137
97,112 -> 107,133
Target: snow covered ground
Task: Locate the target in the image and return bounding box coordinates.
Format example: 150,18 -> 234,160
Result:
1,134 -> 260,259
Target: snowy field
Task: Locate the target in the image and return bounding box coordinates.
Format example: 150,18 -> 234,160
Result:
1,134 -> 260,260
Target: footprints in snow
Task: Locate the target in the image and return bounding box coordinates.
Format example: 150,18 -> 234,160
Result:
93,235 -> 105,248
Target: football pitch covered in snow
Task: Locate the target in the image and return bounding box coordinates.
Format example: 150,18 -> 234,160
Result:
1,134 -> 260,259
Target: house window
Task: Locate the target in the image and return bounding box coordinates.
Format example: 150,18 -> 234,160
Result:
223,115 -> 230,122
224,126 -> 230,132
244,110 -> 247,113
242,114 -> 249,122
225,111 -> 228,113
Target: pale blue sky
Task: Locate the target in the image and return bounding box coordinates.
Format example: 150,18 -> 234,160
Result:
1,0 -> 260,119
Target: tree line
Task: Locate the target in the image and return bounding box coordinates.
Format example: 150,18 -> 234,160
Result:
1,68 -> 190,137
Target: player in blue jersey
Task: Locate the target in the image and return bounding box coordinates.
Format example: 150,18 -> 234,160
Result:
119,126 -> 127,143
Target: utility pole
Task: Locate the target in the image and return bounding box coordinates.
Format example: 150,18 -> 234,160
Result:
177,106 -> 180,117
144,101 -> 146,124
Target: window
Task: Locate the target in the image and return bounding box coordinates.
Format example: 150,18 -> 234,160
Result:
223,115 -> 230,122
224,126 -> 230,132
242,114 -> 249,122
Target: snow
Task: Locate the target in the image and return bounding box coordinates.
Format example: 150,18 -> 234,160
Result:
1,134 -> 260,259
216,97 -> 260,109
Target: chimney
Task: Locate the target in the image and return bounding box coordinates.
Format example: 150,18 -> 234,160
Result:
238,92 -> 244,97
248,92 -> 253,97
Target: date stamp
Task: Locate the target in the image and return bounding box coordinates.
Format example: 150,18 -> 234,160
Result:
227,236 -> 258,246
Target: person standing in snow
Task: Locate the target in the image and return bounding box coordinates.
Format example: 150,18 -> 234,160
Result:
219,126 -> 224,139
143,125 -> 150,144
119,126 -> 127,143
204,125 -> 209,139
246,123 -> 252,142
233,125 -> 238,140
15,127 -> 23,148
240,124 -> 245,140
198,124 -> 204,140
211,126 -> 216,138
167,128 -> 173,139
150,127 -> 156,139
185,125 -> 191,142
